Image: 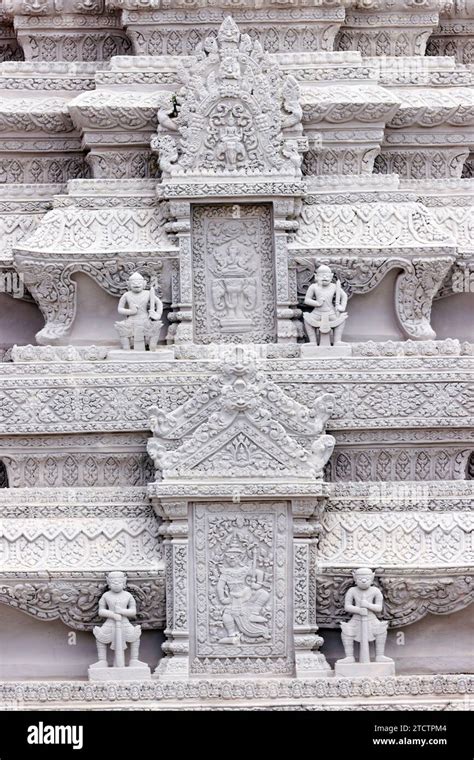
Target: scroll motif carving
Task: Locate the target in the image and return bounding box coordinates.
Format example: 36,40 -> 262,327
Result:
316,571 -> 474,628
395,257 -> 455,340
15,258 -> 166,345
0,576 -> 165,630
294,254 -> 456,340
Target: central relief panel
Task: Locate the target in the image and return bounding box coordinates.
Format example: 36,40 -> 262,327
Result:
190,501 -> 292,675
191,203 -> 277,344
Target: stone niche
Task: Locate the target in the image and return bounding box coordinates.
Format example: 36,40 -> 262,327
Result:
147,353 -> 336,679
190,500 -> 291,675
191,203 -> 276,344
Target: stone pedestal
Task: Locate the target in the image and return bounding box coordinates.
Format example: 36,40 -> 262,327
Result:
301,344 -> 352,358
108,349 -> 175,362
88,663 -> 151,681
335,661 -> 395,678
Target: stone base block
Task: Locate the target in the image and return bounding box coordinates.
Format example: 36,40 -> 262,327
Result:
88,664 -> 151,681
295,653 -> 333,679
153,656 -> 189,681
107,349 -> 175,362
335,660 -> 395,678
301,344 -> 352,358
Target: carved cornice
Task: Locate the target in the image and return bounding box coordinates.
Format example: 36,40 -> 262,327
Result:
0,97 -> 75,133
300,85 -> 399,126
319,511 -> 474,565
291,201 -> 454,248
68,90 -> 165,132
0,485 -> 149,509
0,360 -> 472,433
328,480 -> 474,509
15,203 -> 175,254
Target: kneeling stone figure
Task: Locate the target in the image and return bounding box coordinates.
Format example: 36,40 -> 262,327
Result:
89,571 -> 151,680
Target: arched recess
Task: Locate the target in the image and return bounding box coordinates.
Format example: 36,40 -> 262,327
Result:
467,452 -> 474,480
0,292 -> 44,349
0,461 -> 8,488
431,291 -> 474,342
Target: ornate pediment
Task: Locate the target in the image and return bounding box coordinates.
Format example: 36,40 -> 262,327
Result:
153,16 -> 304,180
147,352 -> 335,483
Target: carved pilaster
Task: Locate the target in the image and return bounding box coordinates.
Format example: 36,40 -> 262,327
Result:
274,199 -> 303,343
166,200 -> 193,345
153,499 -> 190,680
292,498 -> 331,678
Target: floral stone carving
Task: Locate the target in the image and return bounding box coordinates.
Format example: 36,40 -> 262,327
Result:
154,16 -> 304,180
148,352 -> 335,482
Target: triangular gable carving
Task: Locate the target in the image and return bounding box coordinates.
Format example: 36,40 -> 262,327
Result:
153,16 -> 304,180
147,354 -> 335,482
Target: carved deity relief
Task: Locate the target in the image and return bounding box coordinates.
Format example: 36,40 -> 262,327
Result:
192,204 -> 276,343
191,502 -> 291,674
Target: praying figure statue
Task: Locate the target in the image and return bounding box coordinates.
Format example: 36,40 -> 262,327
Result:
336,568 -> 394,674
303,264 -> 348,346
89,571 -> 150,679
115,272 -> 163,351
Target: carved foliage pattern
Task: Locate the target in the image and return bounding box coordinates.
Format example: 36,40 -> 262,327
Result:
22,33 -> 131,63
0,516 -> 161,570
0,577 -> 165,630
316,572 -> 474,628
319,513 -> 474,566
330,447 -> 470,482
130,23 -> 340,57
4,453 -> 153,488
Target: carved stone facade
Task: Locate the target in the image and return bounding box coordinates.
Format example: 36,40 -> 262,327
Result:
0,7 -> 472,711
